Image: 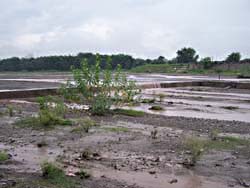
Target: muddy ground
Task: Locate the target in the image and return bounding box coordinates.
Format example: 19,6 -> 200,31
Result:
0,99 -> 250,188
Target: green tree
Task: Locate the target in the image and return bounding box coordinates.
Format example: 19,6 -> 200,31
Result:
225,52 -> 241,63
200,57 -> 213,69
176,47 -> 199,64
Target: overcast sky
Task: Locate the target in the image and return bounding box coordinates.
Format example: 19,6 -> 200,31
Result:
0,0 -> 249,60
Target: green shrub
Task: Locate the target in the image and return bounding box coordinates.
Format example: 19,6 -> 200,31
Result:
0,151 -> 8,162
61,55 -> 140,115
6,105 -> 14,117
184,136 -> 205,165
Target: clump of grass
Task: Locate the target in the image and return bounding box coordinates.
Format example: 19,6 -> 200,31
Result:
76,169 -> 91,179
141,98 -> 155,104
151,129 -> 158,139
16,116 -> 72,129
183,135 -> 250,166
184,136 -> 205,166
220,106 -> 239,110
158,93 -> 165,102
6,105 -> 14,117
102,127 -> 129,133
206,136 -> 250,150
113,109 -> 145,117
71,117 -> 98,133
209,129 -> 220,141
41,162 -> 75,188
0,151 -> 9,162
149,105 -> 164,111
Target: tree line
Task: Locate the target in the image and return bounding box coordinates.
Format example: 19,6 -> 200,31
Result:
0,48 -> 249,71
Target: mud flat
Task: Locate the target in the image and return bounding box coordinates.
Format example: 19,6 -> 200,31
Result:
0,98 -> 250,188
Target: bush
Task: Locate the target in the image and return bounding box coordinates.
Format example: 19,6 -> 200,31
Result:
16,96 -> 71,129
0,151 -> 8,162
61,55 -> 140,115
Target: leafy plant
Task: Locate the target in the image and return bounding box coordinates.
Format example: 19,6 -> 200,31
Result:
61,55 -> 140,115
41,162 -> 75,188
0,151 -> 9,162
71,117 -> 97,133
7,105 -> 14,117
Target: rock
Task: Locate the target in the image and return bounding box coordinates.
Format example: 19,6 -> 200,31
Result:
235,178 -> 250,188
169,179 -> 178,184
0,180 -> 16,187
149,170 -> 156,175
215,163 -> 223,167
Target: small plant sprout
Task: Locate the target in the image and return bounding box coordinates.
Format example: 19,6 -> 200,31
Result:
151,129 -> 158,139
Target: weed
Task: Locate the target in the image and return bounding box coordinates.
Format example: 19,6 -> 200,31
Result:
76,169 -> 91,179
183,135 -> 250,166
158,93 -> 165,102
41,162 -> 75,188
80,149 -> 92,160
113,109 -> 145,117
16,116 -> 72,129
61,55 -> 141,116
184,136 -> 205,166
6,105 -> 14,117
149,105 -> 164,111
0,151 -> 9,162
71,117 -> 97,133
151,129 -> 158,139
209,129 -> 220,141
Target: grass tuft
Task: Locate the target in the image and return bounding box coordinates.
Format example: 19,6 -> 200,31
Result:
0,151 -> 9,162
41,162 -> 75,188
113,109 -> 145,117
149,105 -> 164,111
71,117 -> 98,133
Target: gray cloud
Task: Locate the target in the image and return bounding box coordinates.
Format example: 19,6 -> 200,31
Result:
0,0 -> 249,59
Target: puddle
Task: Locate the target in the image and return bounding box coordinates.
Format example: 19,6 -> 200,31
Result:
0,143 -> 61,173
91,166 -> 233,188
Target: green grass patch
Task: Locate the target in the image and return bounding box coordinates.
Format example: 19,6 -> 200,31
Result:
113,109 -> 145,117
183,136 -> 250,165
149,105 -> 164,111
15,116 -> 72,129
41,162 -> 76,188
102,127 -> 129,132
0,151 -> 8,162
